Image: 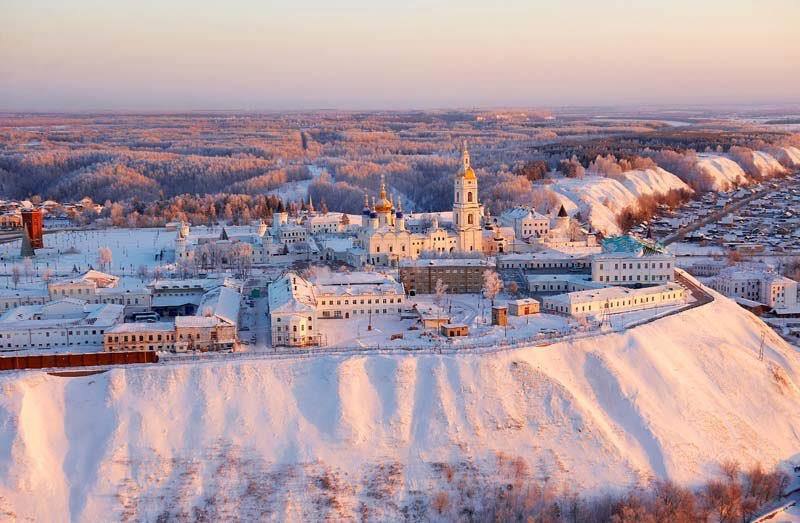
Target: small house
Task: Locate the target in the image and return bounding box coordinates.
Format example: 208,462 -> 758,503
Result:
440,323 -> 469,337
508,298 -> 540,316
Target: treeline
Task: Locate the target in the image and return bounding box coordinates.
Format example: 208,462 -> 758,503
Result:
92,193 -> 295,228
421,459 -> 790,523
0,150 -> 299,201
2,114 -> 797,227
617,189 -> 694,231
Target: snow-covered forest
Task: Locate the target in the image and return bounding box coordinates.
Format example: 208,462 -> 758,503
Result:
1,111 -> 799,230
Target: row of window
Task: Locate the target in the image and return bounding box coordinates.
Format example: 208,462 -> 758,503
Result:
0,328 -> 104,338
4,340 -> 96,348
107,333 -> 174,343
597,274 -> 670,282
318,297 -> 402,306
599,262 -> 671,270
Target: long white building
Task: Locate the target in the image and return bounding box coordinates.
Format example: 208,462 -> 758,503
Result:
0,298 -> 124,351
48,269 -> 151,316
710,265 -> 798,310
268,270 -> 405,347
541,283 -> 685,317
591,235 -> 675,286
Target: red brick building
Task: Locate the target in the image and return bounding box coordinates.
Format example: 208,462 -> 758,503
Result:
21,209 -> 43,249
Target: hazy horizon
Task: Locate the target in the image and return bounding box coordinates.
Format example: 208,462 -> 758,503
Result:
3,0 -> 799,111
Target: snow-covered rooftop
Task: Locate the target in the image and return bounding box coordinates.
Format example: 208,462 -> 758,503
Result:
107,322 -> 175,333
546,282 -> 683,306
400,258 -> 489,268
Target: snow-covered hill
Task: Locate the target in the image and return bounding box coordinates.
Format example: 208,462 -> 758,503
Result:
752,151 -> 788,178
548,167 -> 691,235
2,286 -> 798,521
696,154 -> 749,191
775,145 -> 800,167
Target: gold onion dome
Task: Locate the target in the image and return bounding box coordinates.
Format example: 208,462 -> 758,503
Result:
375,175 -> 393,212
459,140 -> 476,180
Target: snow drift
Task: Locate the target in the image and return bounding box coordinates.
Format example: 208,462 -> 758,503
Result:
2,286 -> 799,521
548,167 -> 691,235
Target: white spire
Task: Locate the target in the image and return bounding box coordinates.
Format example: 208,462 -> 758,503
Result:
462,140 -> 470,171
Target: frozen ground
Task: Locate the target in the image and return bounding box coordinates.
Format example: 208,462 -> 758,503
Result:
1,286 -> 799,521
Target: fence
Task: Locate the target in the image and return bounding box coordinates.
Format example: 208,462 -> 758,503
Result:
0,350 -> 158,372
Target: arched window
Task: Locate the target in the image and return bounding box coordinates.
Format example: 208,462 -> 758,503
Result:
468,214 -> 474,225
456,193 -> 459,202
467,192 -> 473,203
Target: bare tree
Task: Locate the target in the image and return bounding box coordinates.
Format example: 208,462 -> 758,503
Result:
136,264 -> 149,281
176,257 -> 195,279
506,281 -> 519,297
23,258 -> 33,282
11,265 -> 20,289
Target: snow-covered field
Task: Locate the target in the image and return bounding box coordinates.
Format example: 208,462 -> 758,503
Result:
549,167 -> 691,235
2,287 -> 799,521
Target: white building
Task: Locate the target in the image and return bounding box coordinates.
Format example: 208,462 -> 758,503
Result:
499,206 -> 550,240
0,288 -> 48,312
541,283 -> 685,317
710,266 -> 798,310
48,270 -> 151,316
497,251 -> 593,272
0,298 -> 124,351
314,272 -> 405,319
268,270 -> 405,347
591,236 -> 675,286
149,277 -> 232,317
176,221 -> 269,266
268,272 -> 318,347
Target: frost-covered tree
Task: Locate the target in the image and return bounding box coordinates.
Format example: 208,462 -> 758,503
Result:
433,278 -> 448,307
483,270 -> 503,306
97,246 -> 113,272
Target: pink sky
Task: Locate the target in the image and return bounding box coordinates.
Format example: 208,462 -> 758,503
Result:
2,0 -> 799,110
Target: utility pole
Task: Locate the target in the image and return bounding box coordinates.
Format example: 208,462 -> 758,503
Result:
759,330 -> 765,361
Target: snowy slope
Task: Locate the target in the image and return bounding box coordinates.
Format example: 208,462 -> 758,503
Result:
777,146 -> 800,166
549,167 -> 691,235
696,154 -> 749,190
752,151 -> 788,178
2,287 -> 799,521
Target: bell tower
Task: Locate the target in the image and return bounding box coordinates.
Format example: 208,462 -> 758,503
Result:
453,141 -> 482,252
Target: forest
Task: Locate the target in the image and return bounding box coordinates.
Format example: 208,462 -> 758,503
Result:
0,111 -> 797,227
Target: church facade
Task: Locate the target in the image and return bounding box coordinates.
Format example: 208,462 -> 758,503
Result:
356,142 -> 489,266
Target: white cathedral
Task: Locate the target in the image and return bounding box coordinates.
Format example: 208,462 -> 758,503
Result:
356,142 -> 496,265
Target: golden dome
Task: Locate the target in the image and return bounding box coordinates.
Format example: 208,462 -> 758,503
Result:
459,141 -> 477,180
375,175 -> 393,213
